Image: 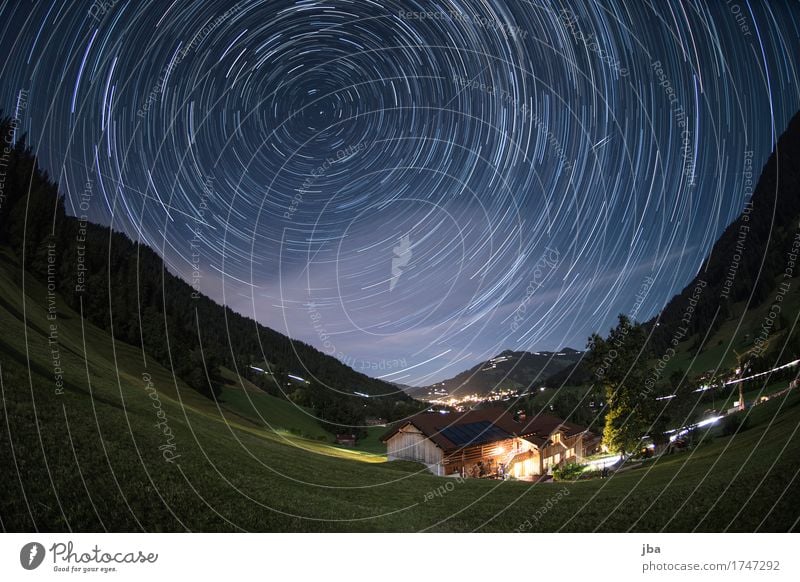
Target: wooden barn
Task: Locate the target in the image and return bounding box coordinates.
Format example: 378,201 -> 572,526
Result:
380,408 -> 596,478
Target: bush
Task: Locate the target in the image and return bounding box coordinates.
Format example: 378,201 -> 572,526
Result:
552,462 -> 585,481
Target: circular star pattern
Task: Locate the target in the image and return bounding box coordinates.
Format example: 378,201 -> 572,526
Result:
2,1 -> 799,383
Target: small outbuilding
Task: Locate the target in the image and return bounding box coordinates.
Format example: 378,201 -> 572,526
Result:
335,433 -> 357,447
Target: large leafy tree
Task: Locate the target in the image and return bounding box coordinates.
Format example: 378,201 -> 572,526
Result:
586,314 -> 650,457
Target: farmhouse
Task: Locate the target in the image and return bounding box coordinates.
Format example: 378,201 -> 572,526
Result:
381,407 -> 599,478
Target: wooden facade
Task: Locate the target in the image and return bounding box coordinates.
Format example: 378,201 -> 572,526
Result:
442,436 -> 518,477
385,424 -> 444,474
539,431 -> 583,472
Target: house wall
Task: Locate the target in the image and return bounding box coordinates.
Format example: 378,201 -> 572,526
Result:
385,425 -> 444,472
541,432 -> 586,473
508,448 -> 541,478
511,455 -> 538,478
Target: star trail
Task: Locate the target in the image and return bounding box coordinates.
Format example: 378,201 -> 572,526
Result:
1,0 -> 799,385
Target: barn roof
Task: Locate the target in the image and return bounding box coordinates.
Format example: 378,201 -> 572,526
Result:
380,407 -> 588,452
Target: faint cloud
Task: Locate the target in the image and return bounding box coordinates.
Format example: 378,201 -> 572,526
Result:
390,234 -> 413,291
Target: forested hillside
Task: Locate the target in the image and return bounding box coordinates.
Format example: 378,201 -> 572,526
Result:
0,116 -> 421,432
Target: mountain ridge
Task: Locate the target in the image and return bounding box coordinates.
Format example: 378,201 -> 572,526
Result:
411,348 -> 584,399
647,109 -> 800,354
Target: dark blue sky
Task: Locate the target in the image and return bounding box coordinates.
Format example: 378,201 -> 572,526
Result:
2,0 -> 798,385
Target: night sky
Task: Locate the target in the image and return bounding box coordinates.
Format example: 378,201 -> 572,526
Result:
1,0 -> 798,386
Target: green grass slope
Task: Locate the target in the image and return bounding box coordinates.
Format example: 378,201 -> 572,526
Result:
1,248 -> 799,532
216,367 -> 332,442
660,274 -> 800,379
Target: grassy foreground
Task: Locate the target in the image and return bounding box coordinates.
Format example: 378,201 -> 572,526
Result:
1,249 -> 799,532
